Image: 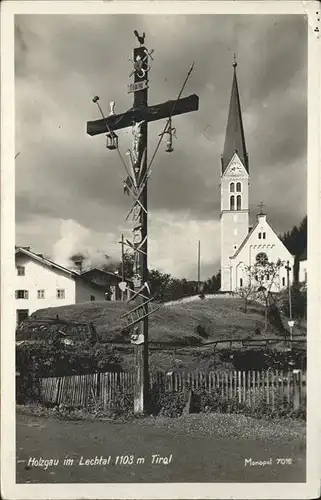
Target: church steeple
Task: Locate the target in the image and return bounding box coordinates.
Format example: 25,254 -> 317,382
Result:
221,57 -> 248,173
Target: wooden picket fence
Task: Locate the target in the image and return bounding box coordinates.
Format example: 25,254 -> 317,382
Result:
39,370 -> 306,411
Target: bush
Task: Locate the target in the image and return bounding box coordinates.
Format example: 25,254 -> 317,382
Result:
194,387 -> 306,421
16,341 -> 123,404
16,341 -> 123,378
149,384 -> 187,417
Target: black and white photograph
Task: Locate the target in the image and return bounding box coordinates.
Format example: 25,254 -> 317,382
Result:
1,1 -> 320,499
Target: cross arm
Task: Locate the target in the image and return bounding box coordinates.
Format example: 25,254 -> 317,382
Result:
87,93 -> 199,136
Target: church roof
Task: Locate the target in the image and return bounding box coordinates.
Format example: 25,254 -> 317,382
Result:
222,61 -> 248,174
230,221 -> 259,259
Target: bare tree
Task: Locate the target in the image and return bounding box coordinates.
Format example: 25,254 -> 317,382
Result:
236,259 -> 284,332
235,265 -> 257,313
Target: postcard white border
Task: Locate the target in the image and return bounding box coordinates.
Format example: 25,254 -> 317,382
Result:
1,1 -> 320,499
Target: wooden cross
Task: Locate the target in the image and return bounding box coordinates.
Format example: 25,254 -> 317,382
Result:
86,35 -> 199,415
87,93 -> 199,136
257,201 -> 265,214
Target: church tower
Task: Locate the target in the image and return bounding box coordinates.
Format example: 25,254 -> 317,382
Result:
220,59 -> 249,291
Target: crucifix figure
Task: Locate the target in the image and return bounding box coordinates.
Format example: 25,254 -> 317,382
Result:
86,33 -> 199,414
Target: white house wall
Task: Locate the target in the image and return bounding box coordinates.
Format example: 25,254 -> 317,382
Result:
15,254 -> 76,317
231,215 -> 294,292
299,259 -> 307,284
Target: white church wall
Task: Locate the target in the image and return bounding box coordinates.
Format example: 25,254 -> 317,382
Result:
231,215 -> 294,292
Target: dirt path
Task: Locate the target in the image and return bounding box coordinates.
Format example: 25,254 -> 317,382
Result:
16,413 -> 305,483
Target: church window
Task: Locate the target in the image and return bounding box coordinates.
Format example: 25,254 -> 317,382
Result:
230,195 -> 235,210
282,277 -> 286,287
256,252 -> 268,266
258,233 -> 262,239
236,195 -> 241,210
230,182 -> 235,193
236,182 -> 242,192
263,232 -> 266,239
240,278 -> 243,287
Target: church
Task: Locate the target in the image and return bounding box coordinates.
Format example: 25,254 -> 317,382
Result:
220,60 -> 294,293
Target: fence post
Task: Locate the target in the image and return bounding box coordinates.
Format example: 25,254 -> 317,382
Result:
293,371 -> 300,412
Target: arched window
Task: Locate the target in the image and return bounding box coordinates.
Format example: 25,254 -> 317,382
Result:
230,195 -> 235,210
256,252 -> 268,266
236,182 -> 242,192
236,195 -> 241,210
230,182 -> 235,193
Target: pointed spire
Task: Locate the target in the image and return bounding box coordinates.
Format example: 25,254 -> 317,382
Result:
222,57 -> 248,173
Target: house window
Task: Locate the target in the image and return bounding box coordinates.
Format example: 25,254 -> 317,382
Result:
57,289 -> 65,299
263,232 -> 266,239
236,195 -> 241,210
236,182 -> 242,192
17,266 -> 25,276
240,278 -> 243,287
258,232 -> 262,239
37,290 -> 45,299
90,295 -> 96,301
282,277 -> 286,287
15,290 -> 29,299
230,195 -> 235,210
256,252 -> 268,266
230,182 -> 235,193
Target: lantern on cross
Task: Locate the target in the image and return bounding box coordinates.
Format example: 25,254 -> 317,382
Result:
106,131 -> 118,150
159,117 -> 176,153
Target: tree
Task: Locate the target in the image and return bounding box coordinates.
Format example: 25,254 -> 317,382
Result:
236,260 -> 284,332
280,216 -> 307,282
116,252 -> 134,280
203,271 -> 221,293
252,259 -> 284,333
234,269 -> 257,313
147,269 -> 172,301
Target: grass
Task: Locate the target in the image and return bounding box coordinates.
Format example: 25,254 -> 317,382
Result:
28,297 -> 281,345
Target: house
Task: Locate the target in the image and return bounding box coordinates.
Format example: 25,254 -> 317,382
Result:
80,268 -> 131,301
219,61 -> 295,292
15,247 -> 108,325
298,249 -> 307,284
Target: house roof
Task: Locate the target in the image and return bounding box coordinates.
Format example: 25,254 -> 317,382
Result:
230,215 -> 295,260
15,246 -> 77,276
81,268 -> 122,280
230,220 -> 259,259
221,62 -> 249,174
15,247 -> 106,290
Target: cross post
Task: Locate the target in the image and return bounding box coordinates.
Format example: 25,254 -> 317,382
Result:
285,260 -> 293,343
86,33 -> 199,414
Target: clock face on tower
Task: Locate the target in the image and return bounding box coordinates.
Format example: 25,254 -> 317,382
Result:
229,162 -> 243,174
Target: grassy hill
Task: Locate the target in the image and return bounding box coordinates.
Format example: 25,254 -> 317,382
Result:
28,297 -> 280,345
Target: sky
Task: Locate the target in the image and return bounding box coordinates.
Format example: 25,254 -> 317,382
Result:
15,13 -> 307,280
